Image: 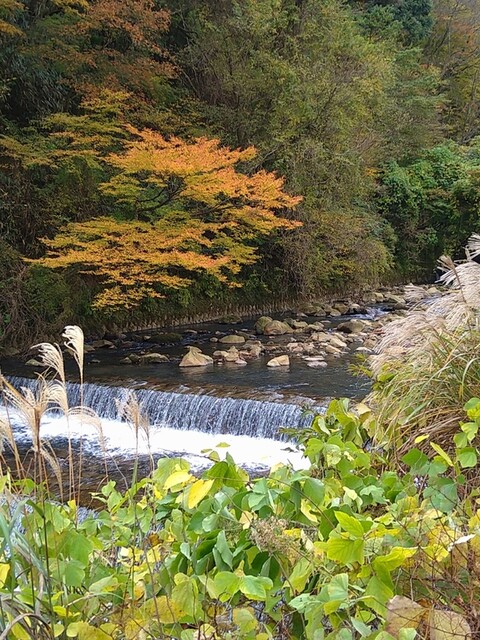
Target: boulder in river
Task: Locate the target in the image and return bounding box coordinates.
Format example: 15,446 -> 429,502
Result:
329,335 -> 347,349
139,353 -> 169,364
179,348 -> 213,367
267,355 -> 290,367
307,360 -> 328,368
384,293 -> 406,305
219,334 -> 246,345
305,322 -> 324,332
91,339 -> 116,349
325,345 -> 341,355
311,331 -> 330,342
290,320 -> 309,330
336,319 -> 365,334
333,302 -> 350,315
255,316 -> 273,334
263,320 -> 294,336
214,347 -> 240,362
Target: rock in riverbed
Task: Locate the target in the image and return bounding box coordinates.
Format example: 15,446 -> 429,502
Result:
218,334 -> 246,345
263,320 -> 294,336
267,355 -> 290,367
179,347 -> 213,367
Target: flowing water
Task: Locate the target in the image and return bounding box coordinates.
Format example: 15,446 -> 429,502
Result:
0,309 -> 382,488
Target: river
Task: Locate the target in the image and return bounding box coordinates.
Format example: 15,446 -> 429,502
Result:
0,307 -> 383,498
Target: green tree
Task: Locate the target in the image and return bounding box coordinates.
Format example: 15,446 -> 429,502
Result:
377,141 -> 480,276
173,0 -> 440,293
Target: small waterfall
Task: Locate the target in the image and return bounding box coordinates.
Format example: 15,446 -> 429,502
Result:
6,377 -> 316,441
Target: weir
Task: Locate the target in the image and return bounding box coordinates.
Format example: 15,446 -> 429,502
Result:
6,377 -> 317,441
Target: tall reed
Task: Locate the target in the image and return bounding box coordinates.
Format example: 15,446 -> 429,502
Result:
368,235 -> 480,454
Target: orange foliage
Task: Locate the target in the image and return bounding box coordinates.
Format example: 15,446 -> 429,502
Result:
36,132 -> 302,310
102,127 -> 302,233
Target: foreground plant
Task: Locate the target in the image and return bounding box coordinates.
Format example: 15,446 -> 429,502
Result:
368,234 -> 480,454
0,385 -> 477,637
0,330 -> 478,638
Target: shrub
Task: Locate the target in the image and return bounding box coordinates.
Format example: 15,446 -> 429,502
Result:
0,329 -> 477,638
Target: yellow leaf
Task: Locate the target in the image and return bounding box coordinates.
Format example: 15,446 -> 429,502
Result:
300,499 -> 318,523
67,622 -> 112,640
164,470 -> 192,491
54,624 -> 65,638
187,479 -> 214,509
152,595 -> 185,623
0,563 -> 9,588
430,443 -> 454,467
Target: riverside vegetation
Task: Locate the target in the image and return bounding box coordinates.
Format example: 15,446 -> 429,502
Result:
1,252 -> 480,638
5,0 -> 480,352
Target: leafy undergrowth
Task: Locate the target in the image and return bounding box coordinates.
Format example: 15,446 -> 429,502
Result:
0,328 -> 479,639
0,399 -> 479,639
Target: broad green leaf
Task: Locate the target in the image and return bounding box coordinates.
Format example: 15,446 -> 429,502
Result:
0,563 -> 9,588
215,530 -> 233,569
66,531 -> 93,566
89,575 -> 118,595
152,595 -> 185,623
172,574 -> 199,619
67,622 -> 112,640
288,593 -> 317,613
327,573 -> 348,602
456,447 -> 477,469
373,547 -> 417,573
186,479 -> 214,508
401,449 -> 429,475
53,624 -> 64,638
63,560 -> 85,588
233,607 -> 258,634
324,573 -> 349,614
326,536 -> 364,565
303,477 -> 325,510
334,512 -> 365,538
464,397 -> 480,418
461,420 -> 479,441
363,576 -> 393,616
454,432 -> 468,448
289,557 -> 313,593
210,571 -> 240,601
239,575 -> 273,600
351,617 -> 371,637
324,444 -> 342,466
424,478 -> 458,512
301,499 -> 319,523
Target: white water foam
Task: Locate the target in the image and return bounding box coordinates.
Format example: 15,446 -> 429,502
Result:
1,408 -> 309,471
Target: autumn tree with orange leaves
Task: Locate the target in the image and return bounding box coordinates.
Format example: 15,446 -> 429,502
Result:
36,129 -> 301,310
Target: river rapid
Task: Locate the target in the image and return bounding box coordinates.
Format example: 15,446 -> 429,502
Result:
0,306 -> 389,499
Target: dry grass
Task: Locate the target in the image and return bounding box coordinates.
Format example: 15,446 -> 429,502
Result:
0,327 -> 101,499
368,237 -> 480,454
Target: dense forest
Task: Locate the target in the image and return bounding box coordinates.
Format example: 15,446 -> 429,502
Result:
2,0 -> 480,350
